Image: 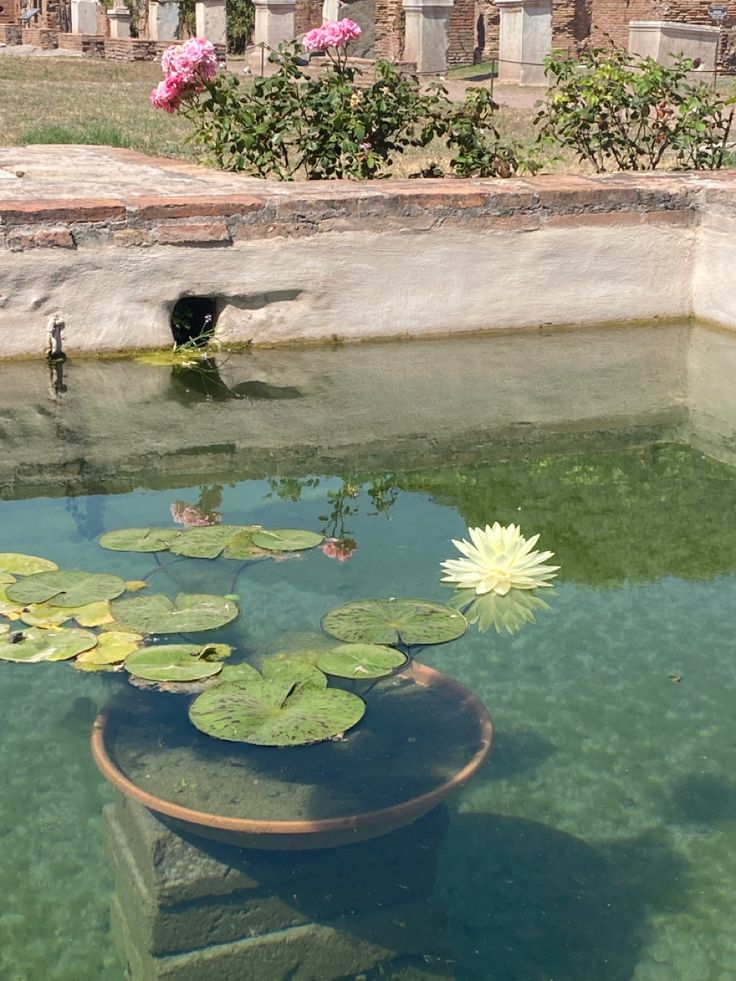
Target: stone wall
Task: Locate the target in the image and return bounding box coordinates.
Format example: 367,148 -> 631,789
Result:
3,146 -> 735,361
477,0 -> 736,67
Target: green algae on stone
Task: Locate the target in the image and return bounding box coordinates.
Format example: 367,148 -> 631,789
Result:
322,598 -> 467,646
111,592 -> 239,634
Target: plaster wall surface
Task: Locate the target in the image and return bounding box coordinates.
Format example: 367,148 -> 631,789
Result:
0,147 -> 733,362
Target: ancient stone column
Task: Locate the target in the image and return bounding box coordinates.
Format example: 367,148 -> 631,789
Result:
107,3 -> 131,38
495,0 -> 552,86
148,0 -> 180,40
70,0 -> 98,33
196,0 -> 226,44
402,0 -> 454,75
629,22 -> 720,74
249,0 -> 296,70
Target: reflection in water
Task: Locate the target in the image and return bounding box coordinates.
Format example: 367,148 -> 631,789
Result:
169,358 -> 303,404
450,587 -> 554,635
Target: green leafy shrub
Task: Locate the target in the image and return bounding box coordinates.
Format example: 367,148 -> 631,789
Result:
535,47 -> 735,172
174,43 -> 537,180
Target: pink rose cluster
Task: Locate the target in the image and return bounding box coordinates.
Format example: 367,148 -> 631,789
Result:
151,37 -> 219,114
303,18 -> 362,53
319,537 -> 358,562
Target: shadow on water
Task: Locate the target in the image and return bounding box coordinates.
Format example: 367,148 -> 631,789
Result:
668,773 -> 736,827
480,728 -> 556,782
168,360 -> 302,404
439,812 -> 691,981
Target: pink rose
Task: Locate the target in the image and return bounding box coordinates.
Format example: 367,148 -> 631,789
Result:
303,18 -> 362,52
319,537 -> 357,562
170,501 -> 222,527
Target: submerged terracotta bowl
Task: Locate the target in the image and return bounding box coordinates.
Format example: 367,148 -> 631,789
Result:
91,661 -> 493,850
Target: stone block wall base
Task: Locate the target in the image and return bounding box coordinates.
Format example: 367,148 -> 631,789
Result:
21,25 -> 59,47
104,797 -> 451,981
57,32 -> 106,56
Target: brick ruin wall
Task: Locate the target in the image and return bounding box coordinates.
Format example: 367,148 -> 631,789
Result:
477,0 -> 736,68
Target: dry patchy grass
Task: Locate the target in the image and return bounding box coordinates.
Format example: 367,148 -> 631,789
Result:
0,54 -> 573,175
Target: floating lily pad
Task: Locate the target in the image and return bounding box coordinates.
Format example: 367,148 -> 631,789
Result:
315,643 -> 407,679
168,526 -> 242,560
74,631 -> 144,670
219,662 -> 261,685
189,678 -> 365,746
125,644 -> 226,682
0,586 -> 24,619
0,572 -> 15,586
250,529 -> 324,553
125,580 -> 148,592
223,528 -> 267,560
0,626 -> 98,663
6,570 -> 127,609
322,598 -> 467,646
111,592 -> 239,634
0,623 -> 8,637
261,657 -> 328,689
0,553 -> 59,576
98,528 -> 179,553
22,600 -> 113,629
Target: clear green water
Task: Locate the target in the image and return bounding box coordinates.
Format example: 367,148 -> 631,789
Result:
2,327 -> 736,980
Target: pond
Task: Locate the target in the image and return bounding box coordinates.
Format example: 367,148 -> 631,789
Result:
1,323 -> 735,981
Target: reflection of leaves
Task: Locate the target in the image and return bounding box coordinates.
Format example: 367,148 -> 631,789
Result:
450,588 -> 553,635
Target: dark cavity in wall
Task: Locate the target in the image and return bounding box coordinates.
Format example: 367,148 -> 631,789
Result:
170,296 -> 218,346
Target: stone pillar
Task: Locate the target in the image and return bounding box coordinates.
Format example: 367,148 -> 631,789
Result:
70,0 -> 98,33
402,0 -> 453,75
195,0 -> 227,44
148,0 -> 180,40
495,0 -> 552,86
107,4 -> 131,38
629,22 -> 720,74
249,0 -> 295,67
321,0 -> 343,22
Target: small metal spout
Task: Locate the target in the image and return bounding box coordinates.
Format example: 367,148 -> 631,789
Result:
47,313 -> 66,363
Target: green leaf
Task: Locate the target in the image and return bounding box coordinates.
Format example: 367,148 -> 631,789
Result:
74,631 -> 144,669
0,553 -> 58,576
125,644 -> 227,682
189,678 -> 365,746
250,528 -> 324,552
315,643 -> 407,679
223,528 -> 267,560
321,598 -> 467,646
261,656 -> 328,689
219,662 -> 261,684
21,600 -> 113,629
168,526 -> 242,560
98,528 -> 180,553
111,592 -> 239,634
0,626 -> 98,662
6,570 -> 127,608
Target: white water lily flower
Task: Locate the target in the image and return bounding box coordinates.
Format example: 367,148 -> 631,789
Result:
440,523 -> 559,596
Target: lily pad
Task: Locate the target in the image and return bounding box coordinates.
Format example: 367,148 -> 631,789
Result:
0,553 -> 59,576
322,598 -> 467,646
6,570 -> 127,609
98,528 -> 179,553
0,626 -> 98,663
74,631 -> 144,670
22,600 -> 113,629
111,593 -> 239,634
219,662 -> 261,685
223,528 -> 267,560
261,657 -> 328,689
125,644 -> 226,682
0,572 -> 15,586
250,529 -> 324,553
0,586 -> 24,619
168,526 -> 242,560
189,678 -> 365,746
315,643 -> 407,679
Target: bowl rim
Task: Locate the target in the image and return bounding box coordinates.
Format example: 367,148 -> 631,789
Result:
91,660 -> 493,839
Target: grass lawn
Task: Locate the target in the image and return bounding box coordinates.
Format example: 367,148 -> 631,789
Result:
0,54 -> 545,175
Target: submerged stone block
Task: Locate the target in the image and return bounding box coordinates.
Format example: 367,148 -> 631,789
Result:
105,796 -> 450,978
